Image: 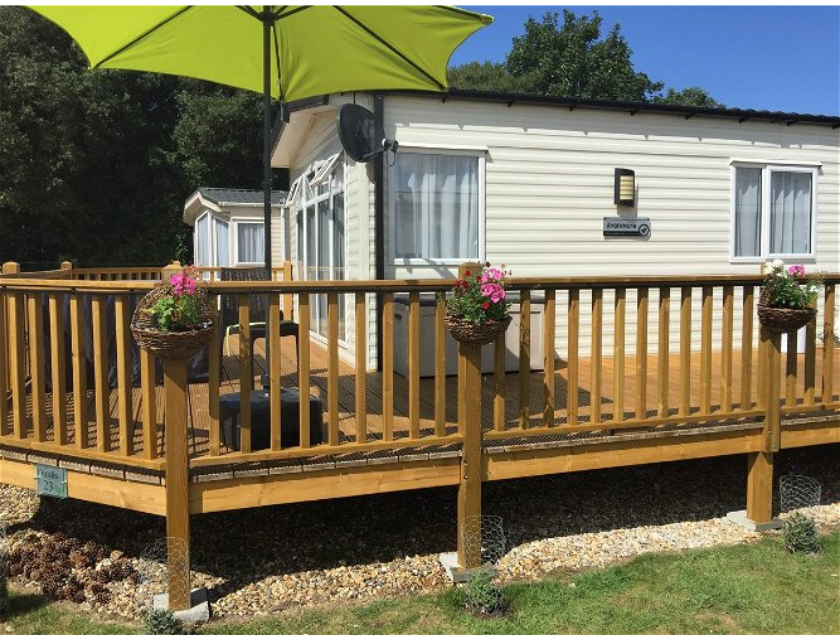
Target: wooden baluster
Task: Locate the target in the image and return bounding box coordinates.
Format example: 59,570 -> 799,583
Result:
381,293 -> 394,441
657,287 -> 670,419
566,290 -> 579,427
591,289 -> 603,423
679,287 -> 692,416
92,295 -> 109,451
543,289 -> 556,427
700,286 -> 713,415
435,294 -> 447,436
740,286 -> 755,411
822,285 -> 835,405
27,293 -> 47,441
804,299 -> 817,406
635,287 -> 649,420
721,285 -> 734,413
298,293 -> 311,448
7,290 -> 25,439
70,294 -> 88,449
493,331 -> 505,433
283,261 -> 294,321
140,348 -> 157,459
0,291 -> 7,436
785,329 -> 798,408
614,288 -> 626,422
269,295 -> 282,451
408,291 -> 420,440
115,296 -> 132,456
238,294 -> 252,453
356,293 -> 368,443
48,293 -> 68,445
519,290 -> 531,429
327,292 -> 340,446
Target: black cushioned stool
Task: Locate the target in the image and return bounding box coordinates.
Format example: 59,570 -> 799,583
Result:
220,388 -> 323,451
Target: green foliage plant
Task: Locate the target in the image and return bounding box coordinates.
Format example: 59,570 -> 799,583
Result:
144,266 -> 205,332
783,513 -> 821,555
443,263 -> 511,326
463,568 -> 505,616
143,608 -> 187,635
762,260 -> 823,310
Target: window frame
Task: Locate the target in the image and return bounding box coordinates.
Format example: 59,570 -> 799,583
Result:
232,219 -> 267,266
388,147 -> 486,266
730,162 -> 819,263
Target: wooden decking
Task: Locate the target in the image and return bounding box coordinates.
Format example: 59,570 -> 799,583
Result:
8,333 -> 837,463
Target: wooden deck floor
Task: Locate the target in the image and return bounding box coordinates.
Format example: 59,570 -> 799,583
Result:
6,333 -> 839,460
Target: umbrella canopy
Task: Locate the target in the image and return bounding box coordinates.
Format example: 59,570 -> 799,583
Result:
29,5 -> 493,102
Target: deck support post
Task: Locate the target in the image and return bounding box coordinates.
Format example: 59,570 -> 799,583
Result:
162,259 -> 191,612
735,326 -> 782,530
457,341 -> 483,570
164,357 -> 191,612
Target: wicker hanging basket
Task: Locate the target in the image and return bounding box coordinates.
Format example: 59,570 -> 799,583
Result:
445,314 -> 512,346
757,286 -> 816,334
131,286 -> 216,360
757,304 -> 816,334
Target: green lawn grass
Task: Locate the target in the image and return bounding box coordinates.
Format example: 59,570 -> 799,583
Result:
4,533 -> 839,635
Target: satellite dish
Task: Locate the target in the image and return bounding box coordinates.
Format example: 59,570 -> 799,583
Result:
337,104 -> 376,162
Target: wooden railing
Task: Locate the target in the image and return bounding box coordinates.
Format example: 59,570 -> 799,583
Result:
1,263 -> 837,473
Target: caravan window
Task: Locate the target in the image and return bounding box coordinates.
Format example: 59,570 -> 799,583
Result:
236,221 -> 265,264
391,151 -> 483,264
194,213 -> 211,266
732,164 -> 817,260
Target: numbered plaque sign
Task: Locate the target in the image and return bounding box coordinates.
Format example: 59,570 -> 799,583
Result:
35,465 -> 68,499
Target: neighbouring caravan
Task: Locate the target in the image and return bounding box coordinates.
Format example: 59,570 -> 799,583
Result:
262,90 -> 839,371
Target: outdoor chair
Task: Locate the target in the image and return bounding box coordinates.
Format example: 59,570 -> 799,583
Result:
219,267 -> 300,372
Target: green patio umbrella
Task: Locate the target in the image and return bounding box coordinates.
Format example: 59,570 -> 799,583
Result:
30,5 -> 492,382
29,5 -> 493,276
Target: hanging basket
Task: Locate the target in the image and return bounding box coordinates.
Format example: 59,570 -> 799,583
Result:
131,286 -> 216,360
445,314 -> 511,346
757,304 -> 816,334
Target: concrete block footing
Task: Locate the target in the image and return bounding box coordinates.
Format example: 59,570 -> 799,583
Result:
726,510 -> 784,532
152,588 -> 210,623
439,552 -> 498,583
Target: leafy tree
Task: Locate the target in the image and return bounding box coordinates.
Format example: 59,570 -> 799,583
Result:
654,86 -> 725,108
0,7 -> 283,268
447,61 -> 538,93
448,10 -> 720,108
506,11 -> 663,102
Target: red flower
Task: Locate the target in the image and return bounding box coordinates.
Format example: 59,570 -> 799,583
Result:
464,270 -> 471,277
482,302 -> 490,309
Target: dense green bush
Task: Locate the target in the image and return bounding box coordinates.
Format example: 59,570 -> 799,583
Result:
143,608 -> 186,635
463,568 -> 505,615
783,513 -> 821,555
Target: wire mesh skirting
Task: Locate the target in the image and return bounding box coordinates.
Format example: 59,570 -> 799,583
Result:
780,475 -> 821,515
461,515 -> 506,569
137,537 -> 190,612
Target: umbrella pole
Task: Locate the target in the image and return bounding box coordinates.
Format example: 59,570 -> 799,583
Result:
262,9 -> 272,391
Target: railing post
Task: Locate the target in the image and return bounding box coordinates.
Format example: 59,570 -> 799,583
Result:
160,260 -> 191,612
2,263 -> 24,439
457,341 -> 483,570
456,263 -> 481,433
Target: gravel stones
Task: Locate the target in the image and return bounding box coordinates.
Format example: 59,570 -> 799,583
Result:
0,445 -> 837,621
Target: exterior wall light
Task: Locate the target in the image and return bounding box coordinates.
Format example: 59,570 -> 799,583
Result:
614,168 -> 635,207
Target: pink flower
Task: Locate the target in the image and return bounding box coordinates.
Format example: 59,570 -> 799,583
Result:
788,264 -> 805,278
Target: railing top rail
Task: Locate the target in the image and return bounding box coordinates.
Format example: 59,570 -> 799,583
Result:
0,272 -> 837,294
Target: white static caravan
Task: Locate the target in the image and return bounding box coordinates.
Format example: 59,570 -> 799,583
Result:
271,90 -> 840,371
183,187 -> 287,269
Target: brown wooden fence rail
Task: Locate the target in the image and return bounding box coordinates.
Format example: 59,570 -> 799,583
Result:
1,266 -> 838,468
